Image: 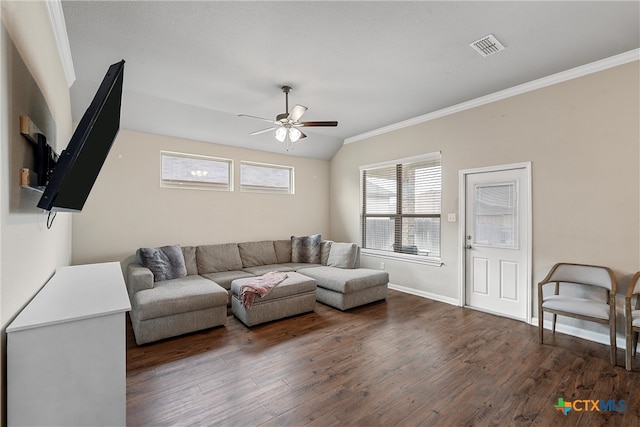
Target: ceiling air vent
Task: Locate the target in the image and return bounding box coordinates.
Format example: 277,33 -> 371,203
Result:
470,34 -> 505,57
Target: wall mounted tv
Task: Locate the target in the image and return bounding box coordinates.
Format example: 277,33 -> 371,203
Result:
38,60 -> 125,212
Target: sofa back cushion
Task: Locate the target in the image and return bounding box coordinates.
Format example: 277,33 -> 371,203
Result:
327,242 -> 359,268
274,240 -> 292,263
196,243 -> 243,273
181,246 -> 198,275
238,241 -> 278,267
321,240 -> 333,265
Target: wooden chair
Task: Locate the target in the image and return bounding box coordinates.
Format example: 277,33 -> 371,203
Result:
538,262 -> 617,365
625,272 -> 640,370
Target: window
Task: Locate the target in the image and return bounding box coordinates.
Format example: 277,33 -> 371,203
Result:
161,151 -> 233,191
240,161 -> 294,194
361,152 -> 441,262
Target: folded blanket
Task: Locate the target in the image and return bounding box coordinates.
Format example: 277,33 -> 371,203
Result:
240,271 -> 288,308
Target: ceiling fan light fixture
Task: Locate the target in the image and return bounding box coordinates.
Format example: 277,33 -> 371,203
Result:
240,85 -> 338,151
275,127 -> 287,142
289,127 -> 302,142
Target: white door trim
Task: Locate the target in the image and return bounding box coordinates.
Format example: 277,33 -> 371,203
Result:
457,162 -> 533,323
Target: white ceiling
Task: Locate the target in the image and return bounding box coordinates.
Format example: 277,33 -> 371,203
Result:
61,1 -> 640,160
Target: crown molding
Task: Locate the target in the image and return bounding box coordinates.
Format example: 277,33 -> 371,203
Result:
344,49 -> 640,145
45,0 -> 75,87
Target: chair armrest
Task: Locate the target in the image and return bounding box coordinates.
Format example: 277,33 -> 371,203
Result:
127,263 -> 154,296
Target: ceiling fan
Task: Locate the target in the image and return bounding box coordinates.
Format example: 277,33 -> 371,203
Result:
239,86 -> 338,150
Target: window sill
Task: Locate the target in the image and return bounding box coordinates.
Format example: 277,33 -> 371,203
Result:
361,249 -> 443,267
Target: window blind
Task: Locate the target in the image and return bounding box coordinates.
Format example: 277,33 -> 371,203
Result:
361,154 -> 441,258
160,151 -> 232,191
240,161 -> 294,194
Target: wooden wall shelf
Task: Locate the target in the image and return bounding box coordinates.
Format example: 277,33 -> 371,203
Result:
20,168 -> 45,192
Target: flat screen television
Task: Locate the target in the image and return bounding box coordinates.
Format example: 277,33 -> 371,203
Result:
38,60 -> 125,212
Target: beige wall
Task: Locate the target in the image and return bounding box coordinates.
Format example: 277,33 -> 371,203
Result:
1,1 -> 73,421
71,129 -> 331,265
330,62 -> 640,306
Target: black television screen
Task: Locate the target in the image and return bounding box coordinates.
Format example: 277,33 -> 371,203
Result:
38,60 -> 125,212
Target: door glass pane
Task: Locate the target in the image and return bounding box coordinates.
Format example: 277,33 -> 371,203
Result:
474,182 -> 518,248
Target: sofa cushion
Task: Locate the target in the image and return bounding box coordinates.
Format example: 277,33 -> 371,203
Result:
133,275 -> 228,320
291,234 -> 322,264
274,240 -> 292,263
197,243 -> 243,273
280,262 -> 323,271
297,266 -> 388,294
327,242 -> 358,269
243,264 -> 295,276
239,241 -> 278,267
138,245 -> 187,282
181,246 -> 198,276
321,240 -> 333,265
201,270 -> 255,290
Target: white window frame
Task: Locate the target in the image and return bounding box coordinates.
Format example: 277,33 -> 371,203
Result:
360,151 -> 442,267
160,151 -> 233,191
240,161 -> 295,194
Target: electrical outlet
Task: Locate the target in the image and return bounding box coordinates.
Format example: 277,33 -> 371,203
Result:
448,213 -> 456,222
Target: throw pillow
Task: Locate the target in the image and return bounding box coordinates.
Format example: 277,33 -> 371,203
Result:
181,246 -> 198,276
327,242 -> 359,268
321,240 -> 333,265
138,244 -> 187,282
291,234 -> 322,264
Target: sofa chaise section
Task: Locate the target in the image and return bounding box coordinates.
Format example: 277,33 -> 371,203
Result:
126,264 -> 228,345
298,266 -> 389,311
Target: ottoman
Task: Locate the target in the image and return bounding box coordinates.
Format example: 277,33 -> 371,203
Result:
231,272 -> 316,327
297,266 -> 389,311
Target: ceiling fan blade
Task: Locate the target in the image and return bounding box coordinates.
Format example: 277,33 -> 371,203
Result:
239,114 -> 276,124
288,105 -> 308,122
250,127 -> 276,136
299,121 -> 338,127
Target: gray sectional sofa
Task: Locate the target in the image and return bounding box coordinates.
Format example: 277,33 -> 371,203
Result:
126,237 -> 389,344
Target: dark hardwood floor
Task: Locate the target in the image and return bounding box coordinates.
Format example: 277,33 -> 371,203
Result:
126,290 -> 640,426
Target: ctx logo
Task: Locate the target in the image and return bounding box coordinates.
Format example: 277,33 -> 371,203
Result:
554,398 -> 626,416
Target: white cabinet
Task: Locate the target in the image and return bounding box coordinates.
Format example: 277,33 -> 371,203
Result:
7,262 -> 131,427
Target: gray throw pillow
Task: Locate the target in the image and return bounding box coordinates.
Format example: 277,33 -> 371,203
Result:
138,244 -> 187,282
181,246 -> 198,276
291,234 -> 321,264
327,242 -> 358,268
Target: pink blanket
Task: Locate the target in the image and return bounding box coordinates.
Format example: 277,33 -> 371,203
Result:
240,271 -> 288,308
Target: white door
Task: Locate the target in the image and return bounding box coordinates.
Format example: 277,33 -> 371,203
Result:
464,166 -> 530,320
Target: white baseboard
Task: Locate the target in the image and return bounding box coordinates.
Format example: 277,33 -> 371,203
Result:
532,317 -> 628,349
388,283 -> 459,306
389,284 -> 629,350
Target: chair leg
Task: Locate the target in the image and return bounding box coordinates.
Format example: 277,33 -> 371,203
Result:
539,310 -> 544,344
633,331 -> 638,357
627,329 -> 633,371
552,314 -> 557,335
610,320 -> 617,366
